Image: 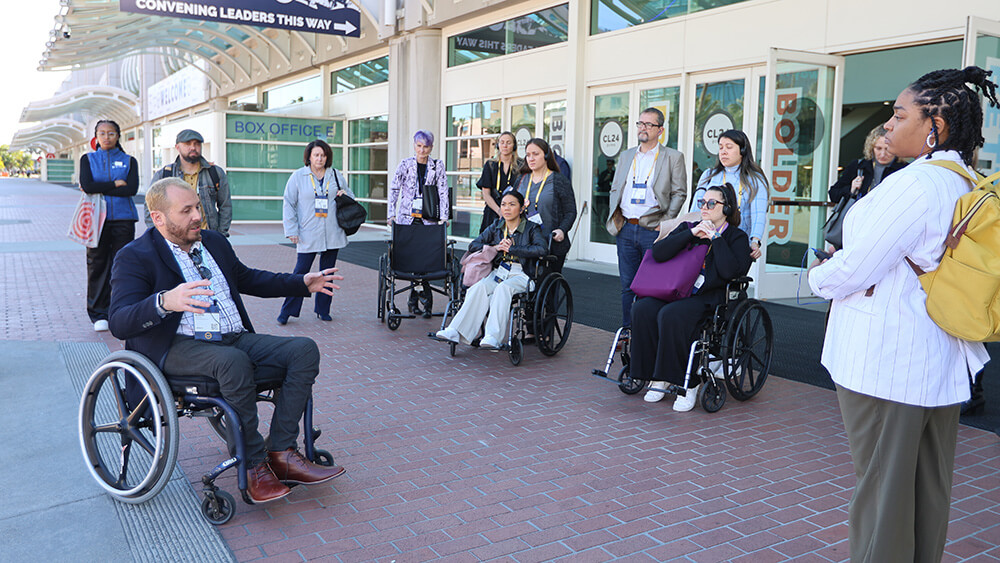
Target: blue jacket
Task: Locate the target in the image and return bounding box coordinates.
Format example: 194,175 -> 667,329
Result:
109,228 -> 310,368
80,148 -> 139,221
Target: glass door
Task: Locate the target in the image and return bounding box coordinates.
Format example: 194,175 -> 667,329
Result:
964,16 -> 1000,176
758,48 -> 844,299
690,75 -> 747,196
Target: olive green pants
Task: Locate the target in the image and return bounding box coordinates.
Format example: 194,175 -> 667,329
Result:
836,385 -> 959,563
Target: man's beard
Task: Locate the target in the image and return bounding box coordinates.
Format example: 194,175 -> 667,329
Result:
181,153 -> 201,164
165,216 -> 201,245
638,132 -> 649,143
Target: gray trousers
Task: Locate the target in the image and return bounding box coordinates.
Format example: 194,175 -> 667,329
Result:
836,385 -> 959,563
164,333 -> 320,465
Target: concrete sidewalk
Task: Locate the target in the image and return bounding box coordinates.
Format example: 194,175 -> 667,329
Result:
1,177 -> 997,562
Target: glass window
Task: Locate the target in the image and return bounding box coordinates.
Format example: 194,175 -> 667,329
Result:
448,4 -> 569,67
262,75 -> 321,111
331,56 -> 389,94
591,0 -> 746,35
639,87 -> 680,150
692,79 -> 745,192
543,100 -> 568,157
348,116 -> 389,224
591,92 -> 630,245
445,99 -> 503,238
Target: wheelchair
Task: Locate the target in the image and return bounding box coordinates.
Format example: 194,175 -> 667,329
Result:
78,350 -> 334,525
592,276 -> 773,412
431,254 -> 573,366
377,222 -> 461,330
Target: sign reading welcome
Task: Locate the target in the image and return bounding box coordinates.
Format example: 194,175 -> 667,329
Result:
120,0 -> 361,37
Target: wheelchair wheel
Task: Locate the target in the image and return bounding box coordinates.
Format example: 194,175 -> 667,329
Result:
534,275 -> 573,356
377,254 -> 387,321
449,342 -> 457,357
723,300 -> 773,401
201,490 -> 236,525
699,377 -> 727,413
617,364 -> 644,395
313,449 -> 335,467
508,337 -> 523,366
387,307 -> 402,331
78,351 -> 179,504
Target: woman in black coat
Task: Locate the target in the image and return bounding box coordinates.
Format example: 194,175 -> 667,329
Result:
631,182 -> 752,412
511,138 -> 576,271
828,126 -> 906,204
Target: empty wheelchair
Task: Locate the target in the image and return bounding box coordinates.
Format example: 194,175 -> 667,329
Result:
593,276 -> 773,412
377,222 -> 460,330
432,255 -> 573,366
78,350 -> 334,525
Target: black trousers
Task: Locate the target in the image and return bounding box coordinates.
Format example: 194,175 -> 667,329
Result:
86,220 -> 135,322
279,249 -> 339,318
630,293 -> 719,387
163,332 -> 320,465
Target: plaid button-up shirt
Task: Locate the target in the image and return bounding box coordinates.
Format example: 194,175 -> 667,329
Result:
166,240 -> 245,336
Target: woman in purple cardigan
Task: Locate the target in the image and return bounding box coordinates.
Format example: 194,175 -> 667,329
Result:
389,130 -> 450,317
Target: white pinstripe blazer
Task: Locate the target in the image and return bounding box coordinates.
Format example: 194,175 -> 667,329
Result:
809,151 -> 989,407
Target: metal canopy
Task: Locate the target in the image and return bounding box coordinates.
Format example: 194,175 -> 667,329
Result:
20,85 -> 139,127
10,119 -> 88,152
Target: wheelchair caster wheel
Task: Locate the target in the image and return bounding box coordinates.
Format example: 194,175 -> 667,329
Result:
508,338 -> 523,366
617,364 -> 644,395
699,379 -> 726,413
201,490 -> 236,525
387,308 -> 401,331
313,449 -> 335,467
449,342 -> 457,357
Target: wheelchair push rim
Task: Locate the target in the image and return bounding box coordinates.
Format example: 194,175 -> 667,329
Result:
723,300 -> 773,401
78,352 -> 179,503
534,275 -> 573,356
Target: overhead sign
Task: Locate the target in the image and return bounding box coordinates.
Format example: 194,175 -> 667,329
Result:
120,0 -> 361,37
148,64 -> 209,119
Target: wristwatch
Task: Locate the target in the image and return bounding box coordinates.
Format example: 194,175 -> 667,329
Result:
155,291 -> 168,317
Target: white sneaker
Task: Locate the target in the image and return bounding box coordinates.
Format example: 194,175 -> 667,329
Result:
93,320 -> 109,332
673,384 -> 700,412
479,336 -> 501,350
643,381 -> 668,403
435,327 -> 460,343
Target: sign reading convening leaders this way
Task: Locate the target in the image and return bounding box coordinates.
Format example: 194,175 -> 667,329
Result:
120,0 -> 361,38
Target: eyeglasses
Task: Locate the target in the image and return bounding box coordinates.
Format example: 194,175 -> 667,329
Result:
696,199 -> 723,210
188,247 -> 213,281
635,121 -> 663,130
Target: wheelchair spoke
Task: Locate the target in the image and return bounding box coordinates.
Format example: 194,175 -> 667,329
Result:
116,441 -> 133,487
93,422 -> 122,434
749,351 -> 765,368
125,394 -> 151,427
110,370 -> 129,420
128,428 -> 157,456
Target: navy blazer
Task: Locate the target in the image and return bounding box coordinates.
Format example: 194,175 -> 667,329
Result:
109,228 -> 310,368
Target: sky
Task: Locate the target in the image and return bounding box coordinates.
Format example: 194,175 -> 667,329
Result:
0,0 -> 70,150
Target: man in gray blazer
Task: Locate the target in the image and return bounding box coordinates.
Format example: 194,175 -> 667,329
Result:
605,107 -> 687,328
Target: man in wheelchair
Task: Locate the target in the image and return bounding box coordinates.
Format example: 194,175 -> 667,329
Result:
436,190 -> 547,348
109,177 -> 346,503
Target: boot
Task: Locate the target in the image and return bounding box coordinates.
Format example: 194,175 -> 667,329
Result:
961,377 -> 985,416
407,290 -> 421,316
419,286 -> 433,319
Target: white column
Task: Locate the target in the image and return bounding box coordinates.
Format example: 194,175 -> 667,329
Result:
564,0 -> 590,259
388,29 -> 443,170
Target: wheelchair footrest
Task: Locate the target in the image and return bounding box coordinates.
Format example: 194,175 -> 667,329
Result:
591,369 -> 609,378
668,385 -> 688,397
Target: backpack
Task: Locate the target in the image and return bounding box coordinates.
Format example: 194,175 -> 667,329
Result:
906,160 -> 1000,342
162,162 -> 221,191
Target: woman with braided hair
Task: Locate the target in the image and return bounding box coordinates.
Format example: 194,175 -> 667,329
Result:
809,67 -> 997,562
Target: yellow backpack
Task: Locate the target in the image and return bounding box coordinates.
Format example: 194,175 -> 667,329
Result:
906,161 -> 1000,342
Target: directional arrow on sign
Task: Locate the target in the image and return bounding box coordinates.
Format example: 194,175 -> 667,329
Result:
333,20 -> 357,35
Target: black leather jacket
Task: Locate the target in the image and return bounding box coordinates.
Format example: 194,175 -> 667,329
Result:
469,217 -> 548,273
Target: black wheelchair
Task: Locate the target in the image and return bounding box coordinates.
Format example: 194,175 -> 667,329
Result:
78,350 -> 334,525
431,253 -> 573,366
377,222 -> 461,330
592,276 -> 774,412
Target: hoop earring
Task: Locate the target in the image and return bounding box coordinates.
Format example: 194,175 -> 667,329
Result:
925,131 -> 937,149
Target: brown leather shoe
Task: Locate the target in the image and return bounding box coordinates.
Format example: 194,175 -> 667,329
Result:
247,461 -> 292,503
268,448 -> 346,485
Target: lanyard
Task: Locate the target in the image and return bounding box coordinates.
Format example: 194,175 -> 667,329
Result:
629,146 -> 659,185
501,223 -> 516,262
526,170 -> 550,207
496,160 -> 514,193
309,172 -> 327,197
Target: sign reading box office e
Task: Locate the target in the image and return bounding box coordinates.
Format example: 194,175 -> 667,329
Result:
227,114 -> 342,143
120,0 -> 361,37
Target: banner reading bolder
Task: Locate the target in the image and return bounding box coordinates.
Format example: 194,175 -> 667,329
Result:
120,0 -> 361,38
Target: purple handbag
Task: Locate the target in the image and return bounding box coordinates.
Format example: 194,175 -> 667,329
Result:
630,242 -> 709,302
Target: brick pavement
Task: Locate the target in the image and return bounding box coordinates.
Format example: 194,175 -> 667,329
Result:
3,178 -> 998,562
